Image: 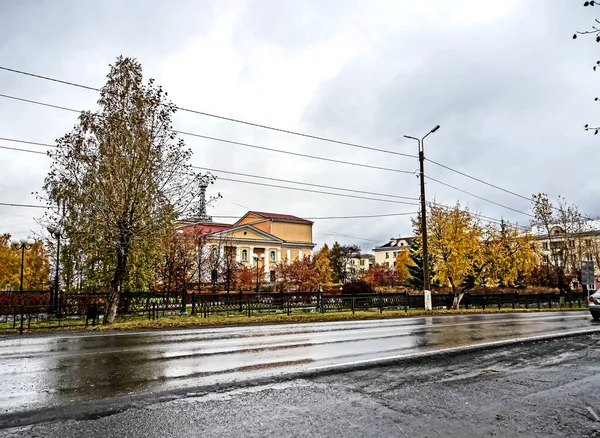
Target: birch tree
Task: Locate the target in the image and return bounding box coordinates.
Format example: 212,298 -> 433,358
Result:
43,57 -> 216,323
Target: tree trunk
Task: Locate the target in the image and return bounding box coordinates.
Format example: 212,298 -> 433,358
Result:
104,248 -> 127,325
452,292 -> 465,310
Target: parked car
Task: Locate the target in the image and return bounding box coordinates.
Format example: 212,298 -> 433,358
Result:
589,290 -> 600,320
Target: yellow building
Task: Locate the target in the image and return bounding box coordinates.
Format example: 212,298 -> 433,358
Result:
183,211 -> 316,282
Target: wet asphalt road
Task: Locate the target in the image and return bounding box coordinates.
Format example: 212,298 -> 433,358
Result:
2,317 -> 600,437
0,311 -> 597,421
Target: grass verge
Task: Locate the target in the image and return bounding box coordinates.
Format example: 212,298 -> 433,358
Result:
0,306 -> 588,334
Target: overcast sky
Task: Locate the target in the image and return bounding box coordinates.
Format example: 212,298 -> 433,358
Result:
0,0 -> 598,251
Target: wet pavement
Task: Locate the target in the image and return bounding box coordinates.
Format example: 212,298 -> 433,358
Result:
0,311 -> 596,421
3,322 -> 600,437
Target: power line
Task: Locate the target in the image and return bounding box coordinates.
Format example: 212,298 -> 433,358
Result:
210,212 -> 419,220
0,94 -> 416,175
306,212 -> 418,220
426,158 -> 532,202
193,166 -> 418,200
216,177 -> 420,206
426,176 -> 534,218
0,202 -> 48,209
0,140 -> 419,204
0,145 -> 47,155
0,65 -> 417,158
0,137 -> 55,149
175,130 -> 414,175
0,142 -> 535,229
0,144 -> 420,206
320,231 -> 381,243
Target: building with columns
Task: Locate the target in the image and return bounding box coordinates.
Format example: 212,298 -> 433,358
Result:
181,211 -> 316,283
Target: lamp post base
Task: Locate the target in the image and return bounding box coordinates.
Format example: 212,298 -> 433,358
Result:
424,290 -> 432,311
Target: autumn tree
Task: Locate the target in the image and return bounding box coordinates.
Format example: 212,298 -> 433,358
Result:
312,244 -> 333,288
274,257 -> 318,291
328,242 -> 360,284
531,193 -> 589,296
480,221 -> 537,288
428,203 -> 482,308
394,247 -> 413,284
43,57 -> 216,324
0,234 -> 50,290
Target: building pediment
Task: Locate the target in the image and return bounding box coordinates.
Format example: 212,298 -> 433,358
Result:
209,224 -> 285,244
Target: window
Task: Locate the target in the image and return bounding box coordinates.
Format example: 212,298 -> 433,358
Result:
212,248 -> 218,259
385,252 -> 389,259
270,251 -> 276,262
393,252 -> 397,258
350,259 -> 355,265
571,254 -> 577,262
360,259 -> 365,266
385,262 -> 390,268
393,261 -> 396,267
241,250 -> 248,261
543,255 -> 549,264
586,239 -> 592,247
542,242 -> 549,251
270,270 -> 276,282
569,240 -> 575,248
587,254 -> 593,261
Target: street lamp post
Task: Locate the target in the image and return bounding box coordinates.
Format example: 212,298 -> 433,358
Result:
404,125 -> 440,311
252,253 -> 265,293
47,226 -> 61,314
11,238 -> 36,294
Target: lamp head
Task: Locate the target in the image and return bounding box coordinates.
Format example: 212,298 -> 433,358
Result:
430,125 -> 440,133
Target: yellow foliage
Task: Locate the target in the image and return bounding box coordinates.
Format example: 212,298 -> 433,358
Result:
394,247 -> 413,281
427,204 -> 482,293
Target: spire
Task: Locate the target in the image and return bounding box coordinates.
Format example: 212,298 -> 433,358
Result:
197,178 -> 212,222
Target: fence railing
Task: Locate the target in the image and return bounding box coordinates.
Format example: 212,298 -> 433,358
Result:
0,290 -> 589,334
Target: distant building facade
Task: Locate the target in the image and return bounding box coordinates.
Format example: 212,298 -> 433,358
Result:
373,237 -> 415,268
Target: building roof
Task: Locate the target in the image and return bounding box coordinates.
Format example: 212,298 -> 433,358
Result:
373,236 -> 415,251
181,221 -> 232,235
246,211 -> 313,225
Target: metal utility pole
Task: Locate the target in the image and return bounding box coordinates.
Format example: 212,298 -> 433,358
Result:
404,125 -> 440,309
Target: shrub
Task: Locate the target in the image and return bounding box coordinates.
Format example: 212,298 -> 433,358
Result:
342,280 -> 374,296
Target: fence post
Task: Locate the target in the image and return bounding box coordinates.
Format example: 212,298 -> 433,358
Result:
19,305 -> 24,335
379,291 -> 383,314
191,292 -> 196,315
482,295 -> 486,311
404,290 -> 408,312
538,294 -> 541,309
351,296 -> 355,315
549,295 -> 552,309
512,293 -> 516,310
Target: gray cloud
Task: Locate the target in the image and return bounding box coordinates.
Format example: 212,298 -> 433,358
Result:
0,0 -> 599,252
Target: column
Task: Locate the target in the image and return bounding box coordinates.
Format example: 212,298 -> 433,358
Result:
287,249 -> 291,264
236,247 -> 241,263
299,249 -> 303,260
264,247 -> 270,280
277,248 -> 282,263
250,246 -> 255,267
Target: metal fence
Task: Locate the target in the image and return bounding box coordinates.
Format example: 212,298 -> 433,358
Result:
0,290 -> 588,334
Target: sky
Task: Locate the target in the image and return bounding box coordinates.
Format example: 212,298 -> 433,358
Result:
0,0 -> 598,251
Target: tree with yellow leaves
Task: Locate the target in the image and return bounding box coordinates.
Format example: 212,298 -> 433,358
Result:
427,203 -> 482,308
0,234 -> 50,290
313,244 -> 333,288
480,221 -> 537,288
394,246 -> 413,283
